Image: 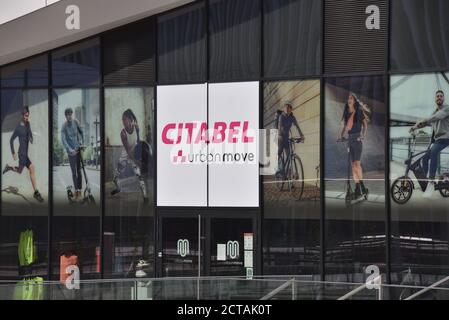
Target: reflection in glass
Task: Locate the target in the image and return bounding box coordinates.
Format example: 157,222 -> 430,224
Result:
52,38 -> 100,87
104,87 -> 155,278
209,0 -> 260,81
1,56 -> 48,88
324,76 -> 386,282
262,80 -> 321,276
157,2 -> 206,84
263,0 -> 321,77
390,72 -> 449,287
52,88 -> 101,280
391,0 -> 449,71
0,89 -> 49,280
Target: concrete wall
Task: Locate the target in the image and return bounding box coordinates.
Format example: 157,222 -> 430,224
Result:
0,0 -> 195,65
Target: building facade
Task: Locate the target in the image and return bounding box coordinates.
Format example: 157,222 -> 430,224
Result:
1,0 -> 449,288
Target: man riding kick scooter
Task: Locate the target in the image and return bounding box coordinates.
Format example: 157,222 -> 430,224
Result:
61,108 -> 84,202
411,90 -> 449,199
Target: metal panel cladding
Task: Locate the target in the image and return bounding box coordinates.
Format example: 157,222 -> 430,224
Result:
324,0 -> 388,74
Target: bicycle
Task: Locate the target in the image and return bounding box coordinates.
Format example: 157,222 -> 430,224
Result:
275,137 -> 305,200
391,129 -> 449,205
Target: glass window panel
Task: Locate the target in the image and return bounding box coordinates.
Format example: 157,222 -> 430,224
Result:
263,0 -> 321,77
390,72 -> 449,288
209,0 -> 261,81
391,0 -> 449,71
1,55 -> 48,88
157,2 -> 206,84
51,88 -> 101,280
104,87 -> 155,278
0,89 -> 49,280
324,76 -> 387,282
103,19 -> 156,86
262,80 -> 321,276
52,39 -> 100,87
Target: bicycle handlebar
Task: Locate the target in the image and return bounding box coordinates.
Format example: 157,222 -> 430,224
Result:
289,138 -> 304,143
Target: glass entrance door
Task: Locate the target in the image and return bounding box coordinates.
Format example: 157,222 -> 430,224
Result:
157,215 -> 204,277
157,212 -> 258,277
209,217 -> 256,277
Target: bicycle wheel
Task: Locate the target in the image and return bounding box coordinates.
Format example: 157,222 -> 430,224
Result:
289,156 -> 305,201
391,177 -> 413,205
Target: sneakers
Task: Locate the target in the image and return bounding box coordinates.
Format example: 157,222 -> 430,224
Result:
423,181 -> 435,199
74,190 -> 82,202
111,188 -> 121,196
352,183 -> 366,202
33,190 -> 44,203
2,165 -> 12,175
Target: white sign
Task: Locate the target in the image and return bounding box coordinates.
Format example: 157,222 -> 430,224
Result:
157,82 -> 259,207
217,244 -> 226,261
208,82 -> 259,207
244,251 -> 253,268
244,233 -> 253,250
157,84 -> 208,206
246,267 -> 253,279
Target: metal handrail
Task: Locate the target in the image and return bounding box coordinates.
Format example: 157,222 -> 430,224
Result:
405,275 -> 449,300
260,278 -> 294,300
337,283 -> 367,300
338,276 -> 382,300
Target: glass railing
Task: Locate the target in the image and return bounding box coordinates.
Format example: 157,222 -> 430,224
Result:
2,276 -> 449,300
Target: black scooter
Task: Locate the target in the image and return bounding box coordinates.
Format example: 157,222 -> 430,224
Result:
337,137 -> 369,204
67,146 -> 96,205
391,130 -> 449,205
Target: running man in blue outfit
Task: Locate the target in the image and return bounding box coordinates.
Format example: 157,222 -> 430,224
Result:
3,107 -> 44,203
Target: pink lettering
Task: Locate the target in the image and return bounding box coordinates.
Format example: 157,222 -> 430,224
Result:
195,122 -> 209,144
184,123 -> 197,144
242,121 -> 254,143
162,123 -> 176,144
228,121 -> 240,143
176,123 -> 184,144
212,122 -> 227,143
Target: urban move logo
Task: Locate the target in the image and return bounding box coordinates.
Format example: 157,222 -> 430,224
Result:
226,241 -> 239,259
162,121 -> 257,165
177,239 -> 190,258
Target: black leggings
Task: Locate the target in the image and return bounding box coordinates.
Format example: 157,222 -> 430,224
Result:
68,153 -> 82,190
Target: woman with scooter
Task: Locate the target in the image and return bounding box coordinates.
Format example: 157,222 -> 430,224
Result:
338,93 -> 370,202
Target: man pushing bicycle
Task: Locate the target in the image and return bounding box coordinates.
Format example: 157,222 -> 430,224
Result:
411,90 -> 449,199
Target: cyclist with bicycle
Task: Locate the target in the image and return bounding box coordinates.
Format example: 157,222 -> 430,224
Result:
339,93 -> 369,201
275,102 -> 305,176
411,90 -> 449,199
